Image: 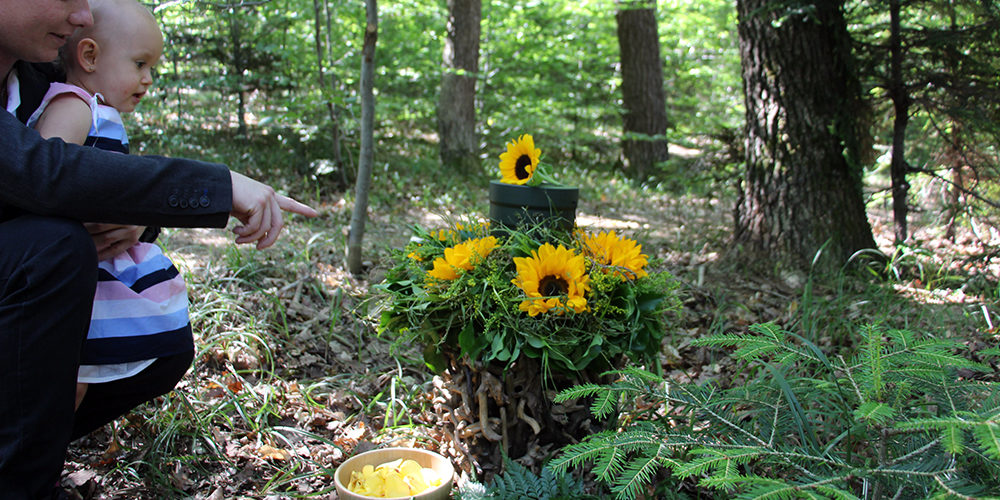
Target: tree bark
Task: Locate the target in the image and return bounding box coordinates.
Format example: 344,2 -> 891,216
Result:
347,0 -> 377,275
616,0 -> 669,180
735,0 -> 876,272
888,0 -> 910,245
437,0 -> 481,174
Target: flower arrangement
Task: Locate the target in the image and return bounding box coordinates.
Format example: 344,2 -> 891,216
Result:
377,137 -> 680,379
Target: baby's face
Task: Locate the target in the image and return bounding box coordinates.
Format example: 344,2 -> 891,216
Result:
91,15 -> 163,113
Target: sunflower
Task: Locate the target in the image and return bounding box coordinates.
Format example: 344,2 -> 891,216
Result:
579,230 -> 649,279
498,134 -> 541,185
426,236 -> 499,282
511,243 -> 590,316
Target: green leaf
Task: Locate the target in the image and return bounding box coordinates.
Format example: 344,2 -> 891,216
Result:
458,321 -> 487,360
422,344 -> 447,373
765,363 -> 820,452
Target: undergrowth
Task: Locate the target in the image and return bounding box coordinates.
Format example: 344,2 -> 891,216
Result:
552,323 -> 1000,499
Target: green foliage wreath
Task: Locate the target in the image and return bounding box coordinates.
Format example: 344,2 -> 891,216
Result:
375,220 -> 681,379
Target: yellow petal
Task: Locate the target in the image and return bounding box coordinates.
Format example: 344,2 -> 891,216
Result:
385,474 -> 411,497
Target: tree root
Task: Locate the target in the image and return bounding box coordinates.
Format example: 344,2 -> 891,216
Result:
517,399 -> 541,435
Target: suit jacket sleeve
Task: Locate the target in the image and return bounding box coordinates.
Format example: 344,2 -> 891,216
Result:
0,109 -> 232,228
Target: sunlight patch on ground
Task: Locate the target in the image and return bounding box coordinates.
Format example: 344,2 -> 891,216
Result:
891,283 -> 980,305
576,213 -> 641,230
165,228 -> 232,270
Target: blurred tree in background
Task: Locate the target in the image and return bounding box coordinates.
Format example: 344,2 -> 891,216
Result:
616,0 -> 670,179
138,0 -> 996,269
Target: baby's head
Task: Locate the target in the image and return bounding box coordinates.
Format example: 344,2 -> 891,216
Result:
62,0 -> 163,113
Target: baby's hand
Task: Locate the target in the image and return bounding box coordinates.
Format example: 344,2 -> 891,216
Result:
84,223 -> 144,260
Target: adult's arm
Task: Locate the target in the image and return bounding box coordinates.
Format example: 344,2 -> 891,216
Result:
0,108 -> 231,228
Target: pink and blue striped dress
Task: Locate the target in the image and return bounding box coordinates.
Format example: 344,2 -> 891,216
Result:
28,83 -> 193,383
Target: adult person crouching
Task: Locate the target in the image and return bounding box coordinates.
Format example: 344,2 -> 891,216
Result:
0,1 -> 318,497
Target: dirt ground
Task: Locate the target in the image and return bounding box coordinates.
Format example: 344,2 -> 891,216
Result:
60,183 -> 999,498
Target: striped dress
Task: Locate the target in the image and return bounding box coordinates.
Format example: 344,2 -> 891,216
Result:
28,83 -> 193,383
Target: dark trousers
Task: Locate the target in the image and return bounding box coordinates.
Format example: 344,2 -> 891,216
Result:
0,216 -> 194,498
0,216 -> 96,499
72,349 -> 194,440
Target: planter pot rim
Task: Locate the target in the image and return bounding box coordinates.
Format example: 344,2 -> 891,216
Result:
489,179 -> 579,192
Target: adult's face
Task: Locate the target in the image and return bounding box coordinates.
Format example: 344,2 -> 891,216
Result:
0,0 -> 92,73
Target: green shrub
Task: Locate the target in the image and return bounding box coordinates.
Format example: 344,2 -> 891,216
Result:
551,323 -> 1000,499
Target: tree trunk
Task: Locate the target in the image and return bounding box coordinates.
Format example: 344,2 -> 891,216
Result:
437,0 -> 481,174
735,0 -> 876,272
615,0 -> 669,180
347,0 -> 377,275
942,1 -> 962,242
888,0 -> 910,245
229,13 -> 248,136
312,0 -> 344,178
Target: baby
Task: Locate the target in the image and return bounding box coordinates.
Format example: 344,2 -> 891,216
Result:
29,0 -> 194,411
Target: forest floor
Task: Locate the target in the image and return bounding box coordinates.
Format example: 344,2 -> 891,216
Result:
60,174 -> 999,499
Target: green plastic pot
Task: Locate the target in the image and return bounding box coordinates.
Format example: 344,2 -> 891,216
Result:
488,180 -> 579,230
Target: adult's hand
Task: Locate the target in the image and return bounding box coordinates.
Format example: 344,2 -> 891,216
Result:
230,171 -> 319,249
84,223 -> 144,260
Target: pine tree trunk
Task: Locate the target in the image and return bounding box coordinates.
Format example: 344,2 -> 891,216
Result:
438,0 -> 481,174
735,0 -> 876,271
615,0 -> 669,179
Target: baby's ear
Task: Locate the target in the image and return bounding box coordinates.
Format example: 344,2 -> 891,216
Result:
76,38 -> 100,73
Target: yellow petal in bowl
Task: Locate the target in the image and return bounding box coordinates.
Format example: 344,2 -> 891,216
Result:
347,457 -> 443,498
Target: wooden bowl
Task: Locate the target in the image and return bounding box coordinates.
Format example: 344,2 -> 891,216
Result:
334,447 -> 454,500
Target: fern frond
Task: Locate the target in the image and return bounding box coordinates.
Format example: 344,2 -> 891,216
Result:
591,443 -> 628,482
853,401 -> 895,424
590,389 -> 618,420
693,329 -> 800,364
700,475 -> 746,490
610,451 -> 665,500
549,430 -> 621,472
896,413 -> 986,431
808,483 -> 858,500
733,474 -> 802,500
615,366 -> 663,385
484,456 -> 588,500
673,447 -> 761,479
972,421 -> 1000,460
942,423 -> 965,455
554,383 -> 607,402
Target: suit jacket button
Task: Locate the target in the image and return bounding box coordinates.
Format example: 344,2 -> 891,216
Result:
200,196 -> 210,207
179,198 -> 189,208
168,195 -> 179,207
188,198 -> 199,208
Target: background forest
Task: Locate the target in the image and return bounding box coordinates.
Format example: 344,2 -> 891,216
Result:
61,0 -> 1000,498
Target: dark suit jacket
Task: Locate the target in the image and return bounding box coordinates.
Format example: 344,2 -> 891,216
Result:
1,62 -> 232,228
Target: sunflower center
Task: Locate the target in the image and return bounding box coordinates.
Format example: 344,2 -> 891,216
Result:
514,155 -> 532,179
539,275 -> 568,297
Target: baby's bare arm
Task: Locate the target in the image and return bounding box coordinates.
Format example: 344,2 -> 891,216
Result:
33,95 -> 93,144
